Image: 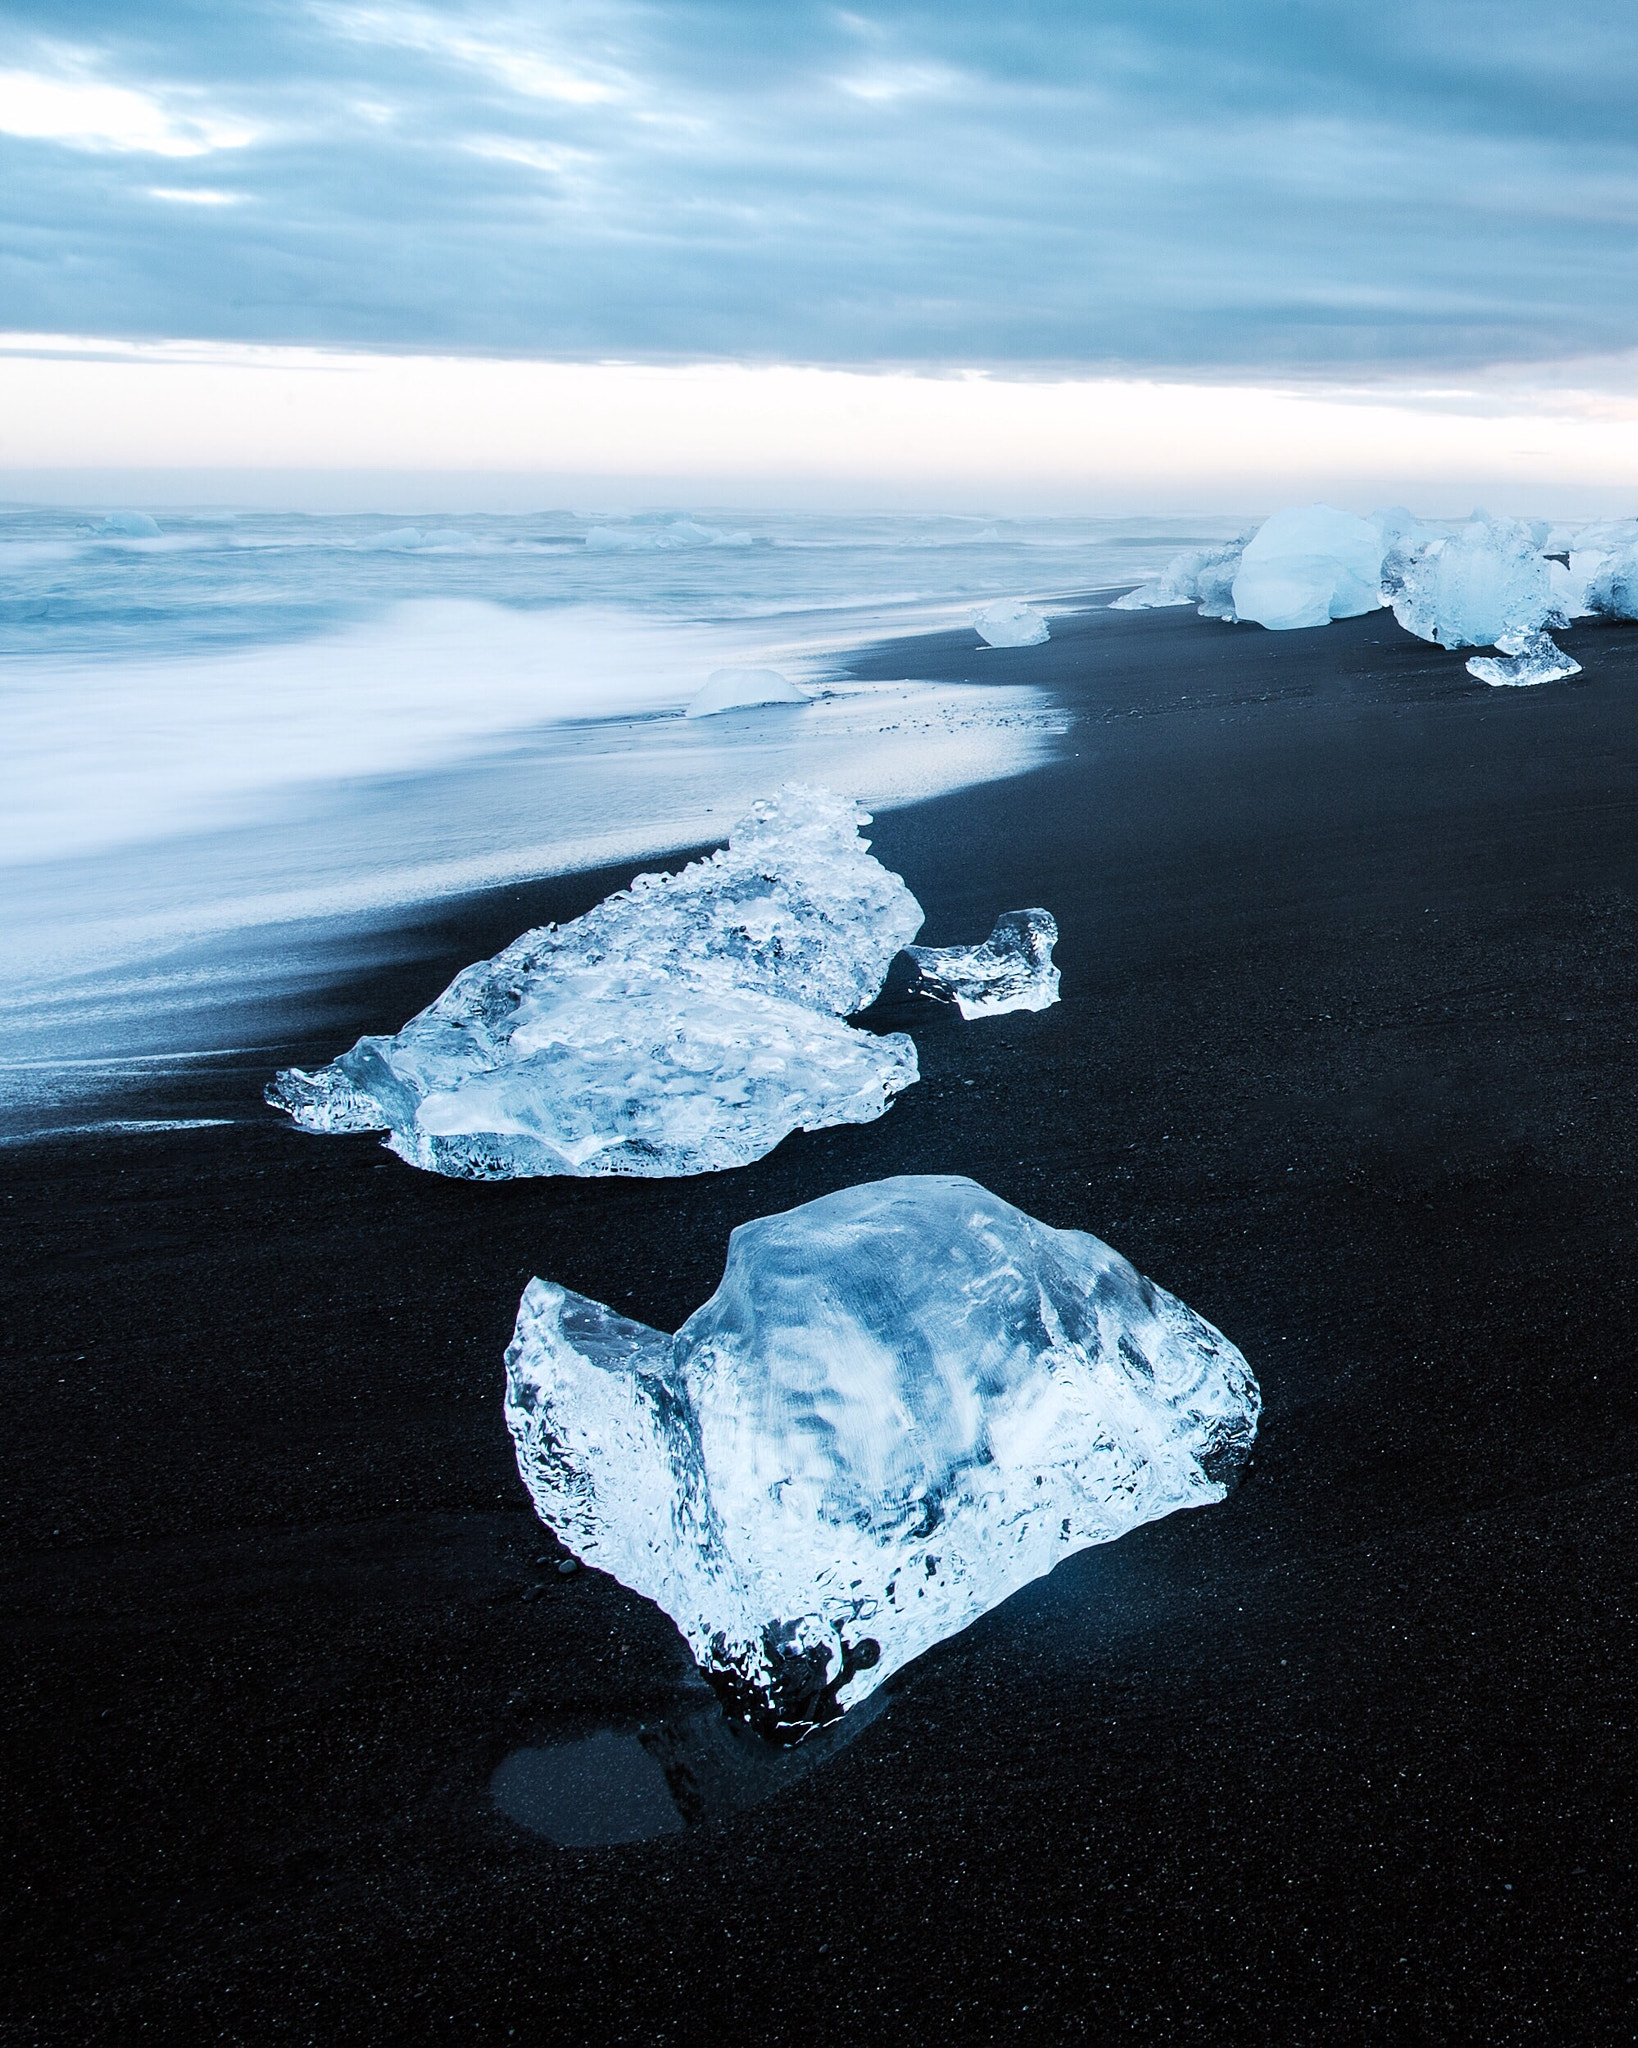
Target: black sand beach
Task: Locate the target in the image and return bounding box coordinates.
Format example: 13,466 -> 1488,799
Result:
10,601 -> 1638,2043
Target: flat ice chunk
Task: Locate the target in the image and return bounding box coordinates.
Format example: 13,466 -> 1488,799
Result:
505,1175 -> 1261,1738
1231,505 -> 1386,631
1387,516 -> 1560,649
974,600 -> 1049,648
267,785 -> 923,1178
687,667 -> 808,718
1112,538 -> 1247,621
1465,630 -> 1582,688
907,908 -> 1060,1018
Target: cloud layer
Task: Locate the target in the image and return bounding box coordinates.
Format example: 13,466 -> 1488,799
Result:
4,1 -> 1637,372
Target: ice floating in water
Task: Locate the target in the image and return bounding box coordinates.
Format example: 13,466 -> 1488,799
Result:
1466,630 -> 1583,688
908,909 -> 1060,1019
95,512 -> 161,538
1386,515 -> 1561,649
1112,538 -> 1247,621
686,667 -> 808,718
504,1174 -> 1261,1739
359,525 -> 476,553
1230,505 -> 1386,632
267,785 -> 923,1178
585,519 -> 754,552
973,600 -> 1050,648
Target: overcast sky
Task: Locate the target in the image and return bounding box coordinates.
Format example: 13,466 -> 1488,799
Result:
5,0 -> 1638,375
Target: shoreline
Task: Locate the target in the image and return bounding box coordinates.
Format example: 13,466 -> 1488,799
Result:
0,602 -> 1101,1143
11,601 -> 1638,2040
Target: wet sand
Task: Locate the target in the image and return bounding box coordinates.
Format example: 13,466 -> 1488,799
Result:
9,601 -> 1638,2041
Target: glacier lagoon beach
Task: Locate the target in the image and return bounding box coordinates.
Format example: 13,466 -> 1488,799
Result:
10,595 -> 1638,2040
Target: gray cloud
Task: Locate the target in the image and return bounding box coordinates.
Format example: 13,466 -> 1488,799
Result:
3,0 -> 1638,372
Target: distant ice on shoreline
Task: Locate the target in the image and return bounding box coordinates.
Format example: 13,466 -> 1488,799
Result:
1112,501 -> 1638,687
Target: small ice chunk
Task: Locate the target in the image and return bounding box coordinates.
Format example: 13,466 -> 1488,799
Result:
1465,630 -> 1582,688
686,667 -> 808,718
1112,537 -> 1248,620
504,1174 -> 1261,1739
907,908 -> 1060,1019
1387,515 -> 1561,649
1231,505 -> 1386,631
973,599 -> 1049,648
96,511 -> 161,537
1109,582 -> 1195,611
266,785 -> 924,1178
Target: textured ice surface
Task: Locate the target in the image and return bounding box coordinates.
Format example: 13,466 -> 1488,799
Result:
908,909 -> 1060,1019
1231,505 -> 1386,631
1583,542 -> 1638,622
1466,630 -> 1582,688
1387,516 -> 1561,649
974,600 -> 1050,648
504,1175 -> 1261,1738
687,667 -> 808,718
1112,538 -> 1247,620
1551,557 -> 1594,619
267,785 -> 923,1177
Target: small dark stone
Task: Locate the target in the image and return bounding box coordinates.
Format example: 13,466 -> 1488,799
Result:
556,1559 -> 579,1576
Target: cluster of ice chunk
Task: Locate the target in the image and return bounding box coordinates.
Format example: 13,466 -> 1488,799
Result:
973,599 -> 1050,648
1110,502 -> 1638,687
267,786 -> 923,1178
505,1174 -> 1261,1738
908,909 -> 1060,1019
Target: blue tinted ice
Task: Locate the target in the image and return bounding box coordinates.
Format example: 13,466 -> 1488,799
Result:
1230,505 -> 1386,631
504,1175 -> 1260,1739
1111,535 -> 1250,620
267,784 -> 923,1177
1385,514 -> 1562,649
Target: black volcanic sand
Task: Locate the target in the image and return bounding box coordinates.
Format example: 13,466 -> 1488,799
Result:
10,603 -> 1638,2043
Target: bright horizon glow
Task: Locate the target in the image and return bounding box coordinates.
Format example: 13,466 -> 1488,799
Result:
6,334 -> 1638,515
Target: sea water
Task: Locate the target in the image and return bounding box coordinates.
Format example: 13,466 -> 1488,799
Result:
0,504 -> 1242,1135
